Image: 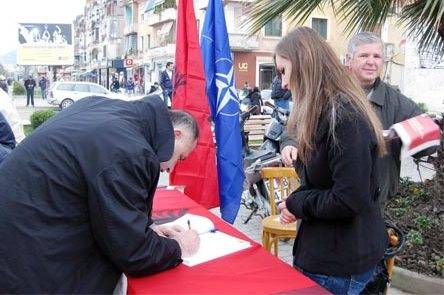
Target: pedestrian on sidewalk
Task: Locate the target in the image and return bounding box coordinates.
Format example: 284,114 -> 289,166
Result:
0,75 -> 8,93
0,112 -> 16,164
0,95 -> 200,293
125,77 -> 135,95
160,62 -> 174,106
0,89 -> 25,143
39,75 -> 49,100
24,75 -> 36,107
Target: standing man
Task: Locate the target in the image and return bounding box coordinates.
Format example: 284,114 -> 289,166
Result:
160,61 -> 174,106
280,32 -> 422,209
126,77 -> 135,95
0,95 -> 200,293
39,75 -> 49,100
24,74 -> 36,107
0,75 -> 8,93
271,75 -> 291,111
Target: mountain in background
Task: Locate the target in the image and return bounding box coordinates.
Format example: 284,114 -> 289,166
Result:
0,51 -> 17,72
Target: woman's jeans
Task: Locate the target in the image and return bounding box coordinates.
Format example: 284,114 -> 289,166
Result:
302,267 -> 376,295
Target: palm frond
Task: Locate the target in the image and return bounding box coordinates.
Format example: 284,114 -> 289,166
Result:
400,0 -> 444,54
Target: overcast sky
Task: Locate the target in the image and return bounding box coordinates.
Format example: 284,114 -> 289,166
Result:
0,0 -> 85,55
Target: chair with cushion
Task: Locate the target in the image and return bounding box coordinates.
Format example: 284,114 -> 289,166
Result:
260,167 -> 299,257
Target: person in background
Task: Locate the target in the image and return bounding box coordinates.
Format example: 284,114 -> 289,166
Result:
249,86 -> 263,115
271,74 -> 291,111
160,62 -> 174,106
0,112 -> 15,164
280,31 -> 423,210
0,89 -> 25,143
149,82 -> 160,94
0,75 -> 8,93
275,27 -> 387,294
24,75 -> 36,107
0,95 -> 200,293
39,75 -> 49,100
110,76 -> 120,93
126,77 -> 135,95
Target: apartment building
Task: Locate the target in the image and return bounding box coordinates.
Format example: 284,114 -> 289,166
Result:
74,0 -> 126,88
74,0 -> 407,92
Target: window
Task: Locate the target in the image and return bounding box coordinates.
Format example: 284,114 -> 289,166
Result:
140,36 -> 144,52
74,84 -> 90,92
103,45 -> 107,58
57,83 -> 75,91
90,84 -> 108,94
264,16 -> 282,37
311,18 -> 328,39
147,34 -> 151,49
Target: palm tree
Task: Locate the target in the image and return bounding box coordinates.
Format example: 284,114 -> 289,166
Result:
246,0 -> 444,54
246,0 -> 444,200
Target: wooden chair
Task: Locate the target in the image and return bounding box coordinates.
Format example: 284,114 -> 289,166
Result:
260,167 -> 299,257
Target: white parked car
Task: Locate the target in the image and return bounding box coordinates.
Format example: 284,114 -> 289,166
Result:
48,81 -> 137,109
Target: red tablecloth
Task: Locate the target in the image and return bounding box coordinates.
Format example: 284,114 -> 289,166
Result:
127,189 -> 327,294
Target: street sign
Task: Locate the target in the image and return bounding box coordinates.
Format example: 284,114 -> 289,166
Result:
125,59 -> 134,67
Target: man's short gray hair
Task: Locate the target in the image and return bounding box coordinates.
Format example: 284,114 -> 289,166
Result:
169,110 -> 199,140
347,32 -> 384,57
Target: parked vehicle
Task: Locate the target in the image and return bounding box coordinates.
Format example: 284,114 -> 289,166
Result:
241,101 -> 290,223
48,81 -> 138,109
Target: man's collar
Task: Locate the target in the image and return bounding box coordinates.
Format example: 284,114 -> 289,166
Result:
367,77 -> 385,106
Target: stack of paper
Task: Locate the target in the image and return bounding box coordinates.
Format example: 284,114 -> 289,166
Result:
162,213 -> 252,267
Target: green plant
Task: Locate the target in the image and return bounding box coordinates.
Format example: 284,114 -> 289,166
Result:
154,0 -> 176,14
12,81 -> 25,96
23,125 -> 33,137
417,102 -> 428,113
414,215 -> 432,230
435,258 -> 444,275
407,229 -> 424,245
30,110 -> 57,129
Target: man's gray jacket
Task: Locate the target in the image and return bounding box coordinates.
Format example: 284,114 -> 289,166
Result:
281,78 -> 421,206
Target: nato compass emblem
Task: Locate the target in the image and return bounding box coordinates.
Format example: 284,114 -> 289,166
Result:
215,58 -> 240,117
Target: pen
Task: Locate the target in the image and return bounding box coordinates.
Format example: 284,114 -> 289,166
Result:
187,219 -> 191,230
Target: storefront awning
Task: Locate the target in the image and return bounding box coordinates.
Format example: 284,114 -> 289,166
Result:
144,0 -> 165,13
158,21 -> 174,36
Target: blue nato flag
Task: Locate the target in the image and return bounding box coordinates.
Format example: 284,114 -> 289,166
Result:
200,0 -> 245,223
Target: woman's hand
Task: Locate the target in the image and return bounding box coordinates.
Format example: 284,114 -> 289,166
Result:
281,145 -> 298,167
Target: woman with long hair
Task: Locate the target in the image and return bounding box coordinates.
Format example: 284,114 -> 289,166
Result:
275,27 -> 387,294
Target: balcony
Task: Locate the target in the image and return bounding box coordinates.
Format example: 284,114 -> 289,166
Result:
146,7 -> 176,26
229,33 -> 259,51
148,43 -> 175,59
124,23 -> 138,35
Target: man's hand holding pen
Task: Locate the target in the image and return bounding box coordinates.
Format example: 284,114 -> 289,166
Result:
152,223 -> 200,258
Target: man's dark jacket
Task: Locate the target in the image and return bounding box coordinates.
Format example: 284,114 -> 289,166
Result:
159,70 -> 173,91
281,78 -> 421,206
0,95 -> 182,293
271,76 -> 291,101
286,100 -> 386,276
24,78 -> 36,91
367,78 -> 421,205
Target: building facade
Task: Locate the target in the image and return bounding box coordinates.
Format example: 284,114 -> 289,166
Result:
73,0 -> 408,93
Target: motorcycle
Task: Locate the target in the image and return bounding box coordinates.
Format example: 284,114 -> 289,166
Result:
241,101 -> 290,223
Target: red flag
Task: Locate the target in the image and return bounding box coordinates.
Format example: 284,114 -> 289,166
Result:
169,0 -> 219,208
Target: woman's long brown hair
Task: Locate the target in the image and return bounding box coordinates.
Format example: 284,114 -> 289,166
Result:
275,27 -> 386,163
